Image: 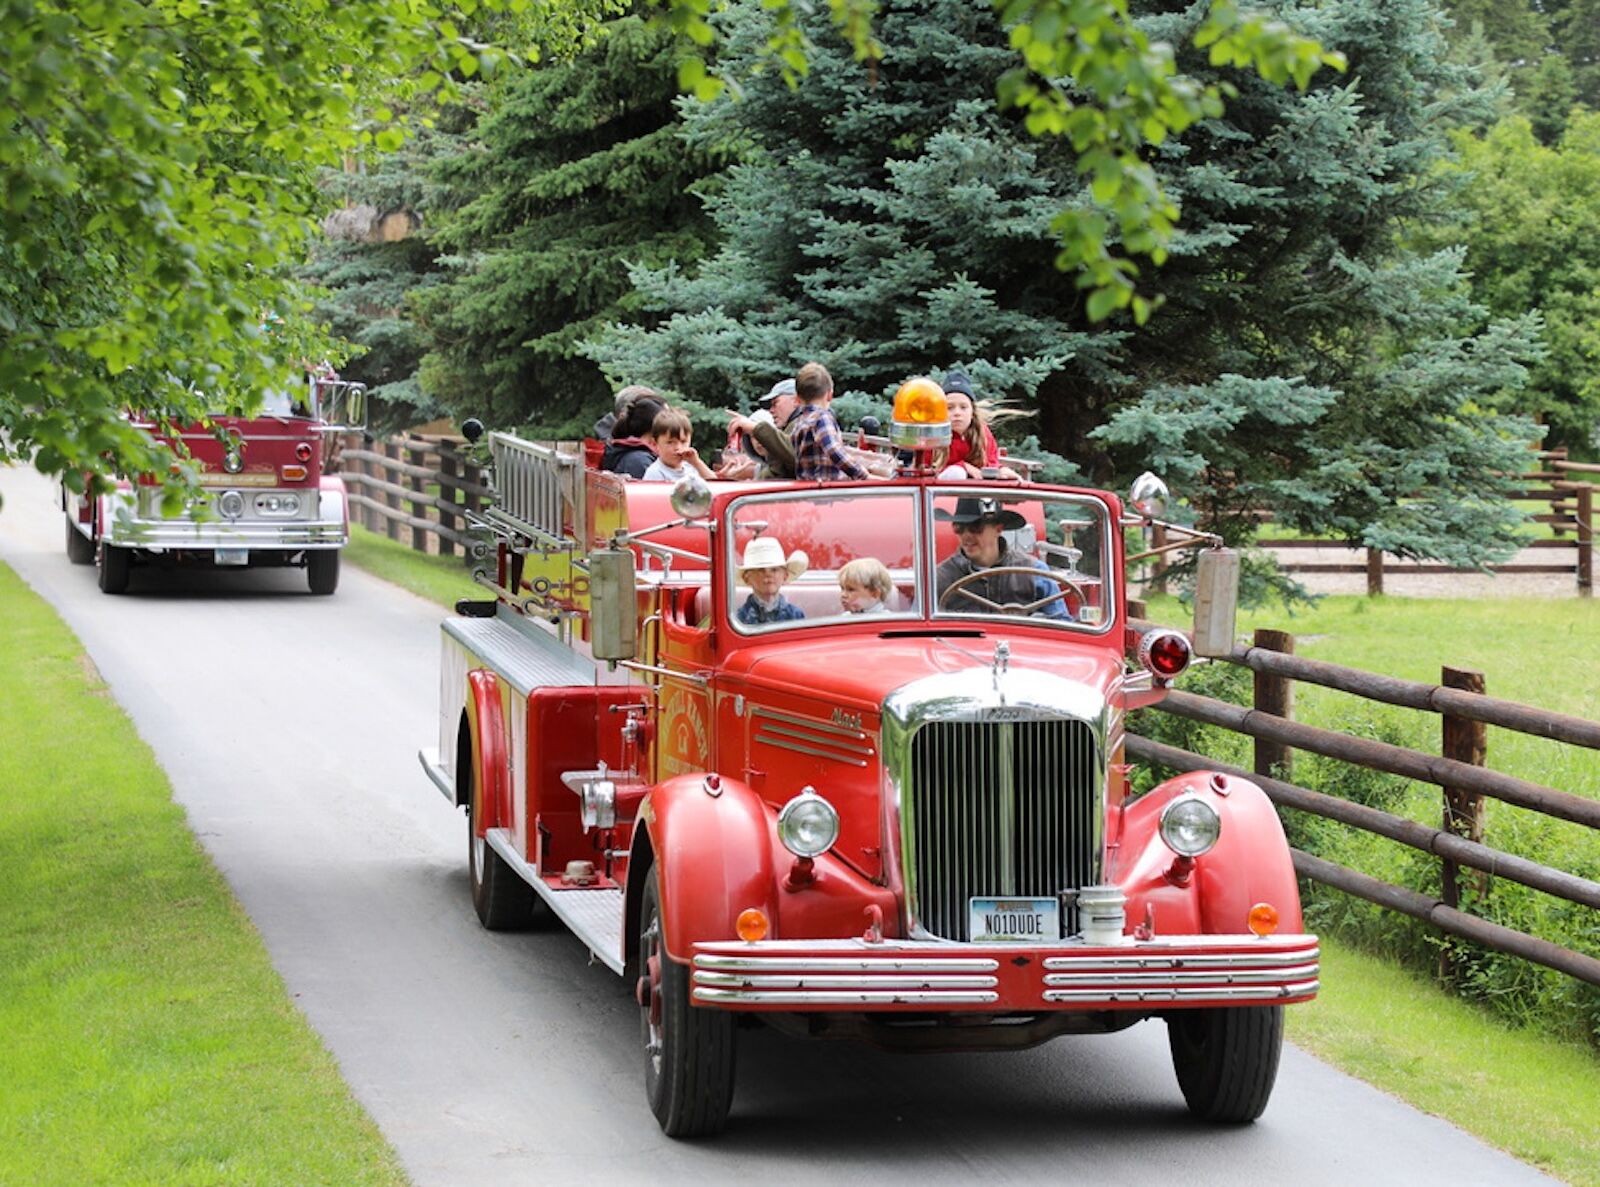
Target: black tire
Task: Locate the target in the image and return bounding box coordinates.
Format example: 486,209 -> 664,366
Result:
639,871 -> 736,1137
66,517 -> 95,565
466,763 -> 536,930
307,550 -> 340,596
1167,1005 -> 1284,1123
99,543 -> 131,595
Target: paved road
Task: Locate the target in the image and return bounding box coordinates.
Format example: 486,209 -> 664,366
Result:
0,465 -> 1558,1186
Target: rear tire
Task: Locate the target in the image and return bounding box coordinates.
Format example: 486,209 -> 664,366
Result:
66,518 -> 95,565
307,550 -> 340,596
99,543 -> 131,595
639,871 -> 736,1137
1167,1005 -> 1284,1123
466,761 -> 536,930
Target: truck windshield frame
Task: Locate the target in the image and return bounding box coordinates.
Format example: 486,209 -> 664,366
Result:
723,487 -> 926,636
923,486 -> 1118,637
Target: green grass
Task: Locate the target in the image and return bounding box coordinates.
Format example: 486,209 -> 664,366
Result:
0,562 -> 408,1187
1290,937 -> 1600,1187
344,524 -> 483,607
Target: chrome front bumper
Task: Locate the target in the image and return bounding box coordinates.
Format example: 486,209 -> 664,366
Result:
690,934 -> 1320,1011
102,491 -> 346,551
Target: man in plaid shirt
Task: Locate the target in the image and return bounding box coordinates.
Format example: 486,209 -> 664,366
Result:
788,362 -> 871,481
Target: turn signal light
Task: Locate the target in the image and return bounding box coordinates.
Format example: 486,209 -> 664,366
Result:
735,908 -> 769,942
1248,902 -> 1280,936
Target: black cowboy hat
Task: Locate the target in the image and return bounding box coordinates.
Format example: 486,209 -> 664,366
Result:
935,496 -> 1027,531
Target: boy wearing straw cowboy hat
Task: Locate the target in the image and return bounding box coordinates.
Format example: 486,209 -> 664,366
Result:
735,537 -> 810,625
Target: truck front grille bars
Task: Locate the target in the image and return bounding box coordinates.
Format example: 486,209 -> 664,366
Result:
904,718 -> 1100,942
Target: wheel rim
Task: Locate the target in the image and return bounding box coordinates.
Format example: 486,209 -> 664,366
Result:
640,915 -> 664,1075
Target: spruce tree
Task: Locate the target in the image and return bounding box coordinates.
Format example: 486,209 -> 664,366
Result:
409,13 -> 731,429
590,0 -> 1540,584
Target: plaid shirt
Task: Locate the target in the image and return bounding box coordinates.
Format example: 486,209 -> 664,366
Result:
788,403 -> 869,481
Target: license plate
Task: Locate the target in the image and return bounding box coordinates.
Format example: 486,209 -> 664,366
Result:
214,548 -> 249,566
969,896 -> 1060,943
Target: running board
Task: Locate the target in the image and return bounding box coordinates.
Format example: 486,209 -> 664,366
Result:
418,747 -> 455,805
486,827 -> 626,975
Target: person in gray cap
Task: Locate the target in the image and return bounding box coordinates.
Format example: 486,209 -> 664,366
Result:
934,497 -> 1070,619
594,384 -> 658,442
721,378 -> 799,479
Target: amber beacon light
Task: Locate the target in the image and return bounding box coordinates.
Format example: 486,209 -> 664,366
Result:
890,376 -> 951,452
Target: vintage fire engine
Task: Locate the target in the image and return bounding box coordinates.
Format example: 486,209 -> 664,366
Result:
418,382 -> 1318,1137
63,372 -> 366,595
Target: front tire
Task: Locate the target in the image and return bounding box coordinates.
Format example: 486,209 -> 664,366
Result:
638,871 -> 736,1137
66,518 -> 95,565
307,550 -> 340,596
466,763 -> 535,930
1167,1005 -> 1284,1123
99,543 -> 131,594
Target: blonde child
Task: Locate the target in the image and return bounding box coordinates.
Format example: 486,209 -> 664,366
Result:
838,557 -> 893,614
642,407 -> 716,482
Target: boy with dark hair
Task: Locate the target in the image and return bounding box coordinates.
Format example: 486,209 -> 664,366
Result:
788,362 -> 870,482
641,407 -> 715,482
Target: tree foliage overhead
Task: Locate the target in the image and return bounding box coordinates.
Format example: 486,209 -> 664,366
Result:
2,0 -> 1339,492
410,13 -> 732,431
0,0 -> 621,492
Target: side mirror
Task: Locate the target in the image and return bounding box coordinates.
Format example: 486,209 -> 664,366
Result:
1128,471 -> 1168,519
589,547 -> 637,661
344,384 -> 367,431
1191,548 -> 1240,657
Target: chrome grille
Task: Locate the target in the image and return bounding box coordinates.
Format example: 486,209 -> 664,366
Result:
904,718 -> 1100,941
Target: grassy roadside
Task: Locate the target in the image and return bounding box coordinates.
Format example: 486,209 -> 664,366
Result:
1141,591 -> 1600,1184
343,524 -> 482,607
0,562 -> 408,1187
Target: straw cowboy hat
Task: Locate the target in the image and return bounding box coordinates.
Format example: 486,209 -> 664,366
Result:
738,536 -> 809,580
934,496 -> 1027,531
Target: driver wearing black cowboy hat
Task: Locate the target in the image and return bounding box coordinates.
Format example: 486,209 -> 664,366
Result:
934,497 -> 1071,620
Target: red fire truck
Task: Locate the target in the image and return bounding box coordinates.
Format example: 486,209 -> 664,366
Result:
418,382 -> 1317,1137
63,373 -> 366,595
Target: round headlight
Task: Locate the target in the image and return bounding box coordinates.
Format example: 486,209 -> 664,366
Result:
670,473 -> 712,519
777,788 -> 840,858
1159,795 -> 1221,857
217,490 -> 245,519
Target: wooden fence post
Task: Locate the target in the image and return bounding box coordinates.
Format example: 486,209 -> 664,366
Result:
382,438 -> 402,541
1577,483 -> 1593,598
357,438 -> 376,533
1127,598 -> 1147,621
1253,629 -> 1295,780
1366,547 -> 1384,596
1440,665 -> 1488,981
437,445 -> 459,557
408,439 -> 428,553
1149,524 -> 1169,595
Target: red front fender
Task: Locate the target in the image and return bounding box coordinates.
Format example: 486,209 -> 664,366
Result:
1116,771 -> 1304,937
643,775 -> 778,964
463,670 -> 511,831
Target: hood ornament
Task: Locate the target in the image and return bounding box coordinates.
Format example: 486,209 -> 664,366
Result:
992,640 -> 1010,699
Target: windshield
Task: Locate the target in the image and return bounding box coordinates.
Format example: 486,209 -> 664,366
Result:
727,490 -> 922,631
723,486 -> 1114,634
255,379 -> 315,419
928,487 -> 1112,631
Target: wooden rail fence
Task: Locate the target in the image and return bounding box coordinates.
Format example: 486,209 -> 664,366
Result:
1147,449 -> 1595,596
1127,611 -> 1600,988
335,433 -> 490,556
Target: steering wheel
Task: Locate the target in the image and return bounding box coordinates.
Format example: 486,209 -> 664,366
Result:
938,565 -> 1086,617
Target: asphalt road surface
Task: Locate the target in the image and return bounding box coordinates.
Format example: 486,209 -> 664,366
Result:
0,465 -> 1558,1186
